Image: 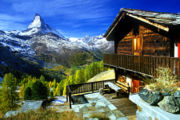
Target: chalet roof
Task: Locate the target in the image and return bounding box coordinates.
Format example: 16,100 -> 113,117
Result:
105,8 -> 180,40
123,8 -> 180,25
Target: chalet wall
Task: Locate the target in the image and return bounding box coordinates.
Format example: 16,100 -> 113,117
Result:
117,30 -> 133,55
116,25 -> 171,56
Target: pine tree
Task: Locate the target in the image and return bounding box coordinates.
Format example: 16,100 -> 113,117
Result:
19,84 -> 25,98
0,73 -> 18,113
57,80 -> 65,95
79,69 -> 85,83
31,81 -> 48,100
24,87 -> 32,100
63,83 -> 67,96
74,70 -> 80,84
40,75 -> 45,83
52,79 -> 57,88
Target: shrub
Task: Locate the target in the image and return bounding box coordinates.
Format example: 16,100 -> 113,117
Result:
31,81 -> 48,100
145,67 -> 178,93
24,87 -> 32,100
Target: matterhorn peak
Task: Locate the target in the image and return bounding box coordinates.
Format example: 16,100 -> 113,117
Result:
19,13 -> 66,39
28,13 -> 45,29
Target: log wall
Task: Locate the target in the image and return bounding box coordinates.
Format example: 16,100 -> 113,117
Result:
116,25 -> 171,56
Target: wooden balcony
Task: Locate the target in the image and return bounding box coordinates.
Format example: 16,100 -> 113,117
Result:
103,54 -> 180,78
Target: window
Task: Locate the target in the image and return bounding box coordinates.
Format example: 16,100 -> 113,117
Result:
133,34 -> 143,55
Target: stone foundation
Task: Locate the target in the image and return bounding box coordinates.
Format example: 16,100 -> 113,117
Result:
129,94 -> 180,120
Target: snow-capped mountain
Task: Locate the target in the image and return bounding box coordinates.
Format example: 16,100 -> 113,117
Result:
19,13 -> 65,39
0,30 -> 35,57
0,13 -> 113,67
69,35 -> 114,52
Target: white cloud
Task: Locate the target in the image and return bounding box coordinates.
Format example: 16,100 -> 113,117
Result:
12,0 -> 112,20
0,20 -> 26,31
0,14 -> 27,31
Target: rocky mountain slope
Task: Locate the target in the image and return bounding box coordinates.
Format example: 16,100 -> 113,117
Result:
0,13 -> 114,71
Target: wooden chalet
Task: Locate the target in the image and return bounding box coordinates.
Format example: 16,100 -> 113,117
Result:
103,8 -> 180,93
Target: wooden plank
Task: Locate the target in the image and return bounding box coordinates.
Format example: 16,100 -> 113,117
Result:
105,82 -> 121,92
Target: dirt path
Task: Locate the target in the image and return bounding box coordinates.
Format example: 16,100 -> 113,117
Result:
88,70 -> 115,82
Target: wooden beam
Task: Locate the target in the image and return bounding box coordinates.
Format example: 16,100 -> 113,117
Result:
106,13 -> 125,39
127,13 -> 169,32
104,63 -> 153,78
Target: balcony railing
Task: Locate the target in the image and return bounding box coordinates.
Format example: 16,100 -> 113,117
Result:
103,54 -> 180,78
66,79 -> 115,108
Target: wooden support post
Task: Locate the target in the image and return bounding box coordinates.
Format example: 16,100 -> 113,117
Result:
128,87 -> 131,93
91,82 -> 94,93
66,87 -> 68,102
115,68 -> 118,83
69,92 -> 72,109
67,85 -> 72,109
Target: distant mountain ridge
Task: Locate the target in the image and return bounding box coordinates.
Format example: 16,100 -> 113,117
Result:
0,13 -> 114,70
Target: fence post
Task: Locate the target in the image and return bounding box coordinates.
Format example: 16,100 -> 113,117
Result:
66,86 -> 68,102
69,92 -> 72,109
67,85 -> 72,109
91,82 -> 94,93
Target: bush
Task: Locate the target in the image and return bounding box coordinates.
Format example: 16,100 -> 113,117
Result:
24,87 -> 32,100
31,81 -> 48,100
145,67 -> 178,94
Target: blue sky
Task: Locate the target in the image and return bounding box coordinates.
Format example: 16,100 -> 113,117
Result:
0,0 -> 179,38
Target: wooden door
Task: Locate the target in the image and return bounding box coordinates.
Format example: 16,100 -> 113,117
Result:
131,79 -> 140,93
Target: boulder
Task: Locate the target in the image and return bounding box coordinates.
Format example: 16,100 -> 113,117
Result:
138,89 -> 150,102
147,91 -> 163,105
176,98 -> 180,107
161,92 -> 171,96
79,106 -> 89,113
4,111 -> 19,118
99,88 -> 104,95
95,102 -> 106,108
139,89 -> 163,105
21,100 -> 43,112
158,96 -> 180,113
174,91 -> 180,98
108,114 -> 116,120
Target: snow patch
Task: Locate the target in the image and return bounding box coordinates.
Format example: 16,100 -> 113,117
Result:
28,14 -> 42,29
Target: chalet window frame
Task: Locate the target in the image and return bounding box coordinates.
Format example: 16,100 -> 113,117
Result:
132,33 -> 143,56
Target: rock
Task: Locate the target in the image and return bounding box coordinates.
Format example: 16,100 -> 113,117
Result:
176,98 -> 180,107
158,96 -> 180,113
147,91 -> 163,105
112,110 -> 124,118
117,117 -> 129,120
162,92 -> 171,96
21,100 -> 43,112
95,102 -> 106,108
174,91 -> 180,97
108,104 -> 117,111
79,106 -> 89,113
108,114 -> 116,120
99,88 -> 104,95
139,89 -> 163,105
139,89 -> 150,102
4,111 -> 19,118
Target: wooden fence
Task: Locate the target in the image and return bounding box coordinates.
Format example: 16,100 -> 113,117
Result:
103,54 -> 180,78
66,79 -> 115,108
